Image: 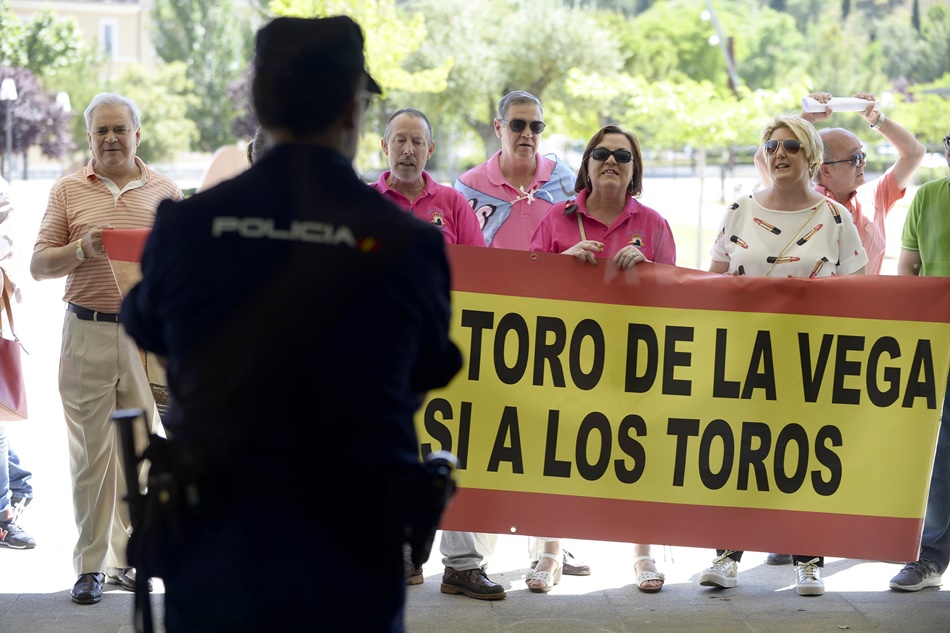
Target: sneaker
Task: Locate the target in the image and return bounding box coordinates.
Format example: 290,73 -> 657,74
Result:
795,558 -> 824,596
766,553 -> 793,566
699,551 -> 738,588
440,566 -> 507,600
0,520 -> 36,549
889,558 -> 943,592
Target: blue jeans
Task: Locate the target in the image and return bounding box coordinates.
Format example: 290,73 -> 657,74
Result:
920,371 -> 950,572
0,423 -> 32,518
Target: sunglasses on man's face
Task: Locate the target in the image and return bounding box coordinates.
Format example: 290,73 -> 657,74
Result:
943,136 -> 950,150
764,139 -> 802,155
590,147 -> 633,163
499,118 -> 546,134
824,151 -> 867,168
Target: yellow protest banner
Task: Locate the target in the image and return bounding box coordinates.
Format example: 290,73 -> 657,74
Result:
417,246 -> 950,561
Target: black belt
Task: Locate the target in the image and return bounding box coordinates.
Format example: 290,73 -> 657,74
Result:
67,302 -> 120,323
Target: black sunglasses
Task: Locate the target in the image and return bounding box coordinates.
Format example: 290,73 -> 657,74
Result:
590,147 -> 633,163
943,136 -> 950,150
499,118 -> 545,134
824,151 -> 867,168
764,139 -> 802,155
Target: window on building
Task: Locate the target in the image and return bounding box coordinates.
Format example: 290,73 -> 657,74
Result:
100,19 -> 118,58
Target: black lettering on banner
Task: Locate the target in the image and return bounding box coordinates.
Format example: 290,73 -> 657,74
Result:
713,328 -> 740,399
494,313 -> 530,385
832,335 -> 864,405
575,412 -> 611,481
737,421 -> 771,491
812,425 -> 843,496
741,331 -> 777,400
903,340 -> 937,409
570,319 -> 606,391
543,410 -> 572,478
625,323 -> 658,393
615,414 -> 646,484
773,423 -> 809,493
461,309 -> 494,381
487,406 -> 524,473
867,337 -> 901,408
699,419 -> 734,490
799,333 -> 833,402
663,326 -> 693,396
533,317 -> 567,388
668,418 -> 700,486
420,399 -> 471,468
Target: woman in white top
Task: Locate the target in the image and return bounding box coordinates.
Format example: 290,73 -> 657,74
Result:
711,115 -> 867,278
703,115 -> 867,598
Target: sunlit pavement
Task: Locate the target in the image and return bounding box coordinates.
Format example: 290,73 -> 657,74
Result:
1,177 -> 940,633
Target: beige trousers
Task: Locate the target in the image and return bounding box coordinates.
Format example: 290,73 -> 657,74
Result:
59,312 -> 161,575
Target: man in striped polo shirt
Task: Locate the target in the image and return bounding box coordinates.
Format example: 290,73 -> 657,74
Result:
30,93 -> 182,606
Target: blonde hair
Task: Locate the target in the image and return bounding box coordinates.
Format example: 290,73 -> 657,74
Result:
761,115 -> 823,179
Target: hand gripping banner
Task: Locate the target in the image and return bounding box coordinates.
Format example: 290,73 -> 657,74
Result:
417,246 -> 950,561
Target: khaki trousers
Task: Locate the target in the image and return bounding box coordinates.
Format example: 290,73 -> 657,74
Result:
59,312 -> 161,575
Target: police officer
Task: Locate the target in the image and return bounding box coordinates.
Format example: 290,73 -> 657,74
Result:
122,16 -> 462,633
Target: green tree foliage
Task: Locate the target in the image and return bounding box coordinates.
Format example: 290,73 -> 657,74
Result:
109,62 -> 200,163
152,0 -> 252,151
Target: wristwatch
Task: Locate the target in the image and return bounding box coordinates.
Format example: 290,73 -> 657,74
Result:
75,239 -> 86,260
871,112 -> 886,130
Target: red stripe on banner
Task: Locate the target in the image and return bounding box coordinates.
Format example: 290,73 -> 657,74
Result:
447,245 -> 950,324
101,228 -> 150,263
440,488 -> 922,562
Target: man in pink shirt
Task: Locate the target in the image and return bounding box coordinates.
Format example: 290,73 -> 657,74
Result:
454,91 -> 575,250
809,92 -> 925,275
371,109 -> 485,247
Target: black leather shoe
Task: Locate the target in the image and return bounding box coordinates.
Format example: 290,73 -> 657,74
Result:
766,553 -> 793,566
440,566 -> 506,600
71,573 -> 105,605
106,567 -> 153,592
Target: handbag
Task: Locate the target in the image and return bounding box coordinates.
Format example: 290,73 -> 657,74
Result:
0,270 -> 28,421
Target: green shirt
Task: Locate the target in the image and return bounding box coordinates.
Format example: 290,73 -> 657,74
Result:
901,176 -> 950,277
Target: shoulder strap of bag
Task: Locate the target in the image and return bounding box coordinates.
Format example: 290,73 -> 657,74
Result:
0,270 -> 13,336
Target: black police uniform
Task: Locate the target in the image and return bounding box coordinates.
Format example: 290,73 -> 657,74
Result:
122,143 -> 462,632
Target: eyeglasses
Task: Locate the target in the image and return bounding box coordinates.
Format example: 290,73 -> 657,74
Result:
823,151 -> 867,168
764,139 -> 802,155
590,147 -> 633,163
943,136 -> 950,150
499,118 -> 546,134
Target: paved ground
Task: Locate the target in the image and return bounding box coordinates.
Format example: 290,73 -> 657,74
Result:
0,175 -> 935,633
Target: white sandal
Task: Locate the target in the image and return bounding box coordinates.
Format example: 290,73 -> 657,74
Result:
633,555 -> 665,593
526,552 -> 563,593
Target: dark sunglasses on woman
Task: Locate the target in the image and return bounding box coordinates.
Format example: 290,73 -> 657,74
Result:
499,118 -> 546,134
591,148 -> 633,163
764,139 -> 802,155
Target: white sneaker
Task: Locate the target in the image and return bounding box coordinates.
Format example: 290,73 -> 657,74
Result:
795,558 -> 824,596
699,551 -> 738,588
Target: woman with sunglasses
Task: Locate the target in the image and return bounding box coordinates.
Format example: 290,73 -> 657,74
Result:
529,124 -> 676,270
701,115 -> 867,597
528,124 -> 674,594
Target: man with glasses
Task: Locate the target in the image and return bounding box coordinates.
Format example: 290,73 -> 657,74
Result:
808,91 -> 925,275
455,90 -> 575,249
889,128 -> 950,592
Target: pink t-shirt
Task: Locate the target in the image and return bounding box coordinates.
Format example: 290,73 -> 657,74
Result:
371,171 -> 485,247
815,170 -> 904,275
529,188 -> 677,264
455,151 -> 575,250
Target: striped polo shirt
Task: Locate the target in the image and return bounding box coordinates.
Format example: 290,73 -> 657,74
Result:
34,157 -> 182,313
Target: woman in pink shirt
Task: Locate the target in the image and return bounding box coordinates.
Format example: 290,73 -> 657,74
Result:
529,124 -> 676,268
527,125 -> 674,593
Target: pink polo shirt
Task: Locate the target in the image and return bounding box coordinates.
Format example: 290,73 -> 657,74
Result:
371,170 -> 485,246
816,170 -> 903,275
529,189 -> 677,264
